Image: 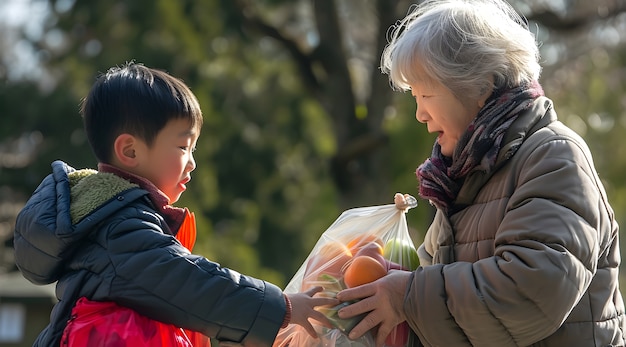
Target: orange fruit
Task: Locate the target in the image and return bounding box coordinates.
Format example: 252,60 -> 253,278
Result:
354,241 -> 386,269
347,235 -> 384,254
343,255 -> 387,288
304,241 -> 353,282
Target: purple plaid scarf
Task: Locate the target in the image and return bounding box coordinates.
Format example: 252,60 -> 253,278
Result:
416,81 -> 544,214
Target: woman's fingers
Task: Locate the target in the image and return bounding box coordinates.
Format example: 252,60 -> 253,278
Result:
348,310 -> 383,340
374,322 -> 395,347
337,294 -> 378,318
336,282 -> 376,302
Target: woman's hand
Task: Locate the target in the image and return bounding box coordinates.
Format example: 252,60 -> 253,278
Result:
286,286 -> 340,337
336,270 -> 412,347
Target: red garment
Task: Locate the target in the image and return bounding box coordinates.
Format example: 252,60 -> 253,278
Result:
176,210 -> 197,251
61,297 -> 201,346
61,211 -> 210,347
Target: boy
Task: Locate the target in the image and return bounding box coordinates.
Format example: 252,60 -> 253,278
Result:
13,62 -> 337,346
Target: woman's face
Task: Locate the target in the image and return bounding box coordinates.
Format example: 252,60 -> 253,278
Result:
409,75 -> 488,157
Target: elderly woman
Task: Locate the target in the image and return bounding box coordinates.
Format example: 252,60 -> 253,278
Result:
336,0 -> 625,346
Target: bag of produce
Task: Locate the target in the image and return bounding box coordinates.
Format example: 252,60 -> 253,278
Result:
274,195 -> 419,347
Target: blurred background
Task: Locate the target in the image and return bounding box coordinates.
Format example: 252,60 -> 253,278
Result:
0,0 -> 625,345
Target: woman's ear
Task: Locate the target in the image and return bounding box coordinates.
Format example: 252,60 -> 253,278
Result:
113,133 -> 138,167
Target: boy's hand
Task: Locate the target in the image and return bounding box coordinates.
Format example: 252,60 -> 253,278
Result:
286,286 -> 340,337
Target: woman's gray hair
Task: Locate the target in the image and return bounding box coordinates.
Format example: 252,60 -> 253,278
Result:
381,0 -> 541,100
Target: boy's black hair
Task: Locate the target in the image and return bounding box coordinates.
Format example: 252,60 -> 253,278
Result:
80,62 -> 203,163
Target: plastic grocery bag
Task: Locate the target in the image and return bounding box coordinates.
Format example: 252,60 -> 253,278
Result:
274,195 -> 419,347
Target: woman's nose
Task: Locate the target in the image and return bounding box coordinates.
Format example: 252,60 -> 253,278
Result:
415,106 -> 428,123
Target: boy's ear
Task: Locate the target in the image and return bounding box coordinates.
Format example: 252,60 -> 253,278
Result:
113,133 -> 138,167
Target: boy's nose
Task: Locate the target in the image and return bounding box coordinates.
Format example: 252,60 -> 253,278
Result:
188,155 -> 197,172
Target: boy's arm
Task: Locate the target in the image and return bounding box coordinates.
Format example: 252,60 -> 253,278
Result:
103,214 -> 286,346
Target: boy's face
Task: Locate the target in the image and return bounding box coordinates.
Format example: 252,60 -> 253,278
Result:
132,118 -> 199,204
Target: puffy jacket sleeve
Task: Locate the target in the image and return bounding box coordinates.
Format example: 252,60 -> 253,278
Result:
84,206 -> 287,346
405,129 -> 604,346
14,161 -> 75,285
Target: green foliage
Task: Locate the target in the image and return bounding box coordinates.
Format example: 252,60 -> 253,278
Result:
0,80 -> 93,191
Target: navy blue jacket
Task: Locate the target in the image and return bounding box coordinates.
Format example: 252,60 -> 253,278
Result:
14,161 -> 287,346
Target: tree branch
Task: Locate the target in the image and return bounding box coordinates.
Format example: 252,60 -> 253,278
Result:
527,1 -> 626,32
231,0 -> 321,95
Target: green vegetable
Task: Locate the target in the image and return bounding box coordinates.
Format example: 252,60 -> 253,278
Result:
317,302 -> 366,334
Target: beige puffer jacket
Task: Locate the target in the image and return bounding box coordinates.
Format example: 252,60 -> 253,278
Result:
405,97 -> 625,346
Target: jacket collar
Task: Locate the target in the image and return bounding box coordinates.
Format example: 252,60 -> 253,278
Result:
97,163 -> 187,235
454,96 -> 556,210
